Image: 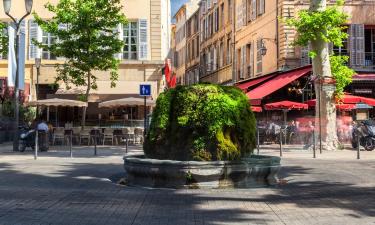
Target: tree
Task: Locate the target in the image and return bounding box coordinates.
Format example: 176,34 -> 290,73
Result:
286,0 -> 354,150
33,0 -> 127,126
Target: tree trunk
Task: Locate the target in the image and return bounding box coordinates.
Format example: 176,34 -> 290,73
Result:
81,71 -> 91,128
310,0 -> 339,150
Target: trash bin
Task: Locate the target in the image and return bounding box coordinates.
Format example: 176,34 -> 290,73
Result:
38,130 -> 49,151
0,128 -> 4,144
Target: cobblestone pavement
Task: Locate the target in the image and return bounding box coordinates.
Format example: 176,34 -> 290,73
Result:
0,143 -> 374,225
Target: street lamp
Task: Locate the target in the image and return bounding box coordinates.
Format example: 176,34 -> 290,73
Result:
4,0 -> 33,151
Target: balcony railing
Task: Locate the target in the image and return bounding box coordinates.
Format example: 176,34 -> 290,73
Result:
364,52 -> 375,68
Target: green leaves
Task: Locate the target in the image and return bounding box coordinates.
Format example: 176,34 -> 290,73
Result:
144,84 -> 256,161
33,0 -> 127,97
286,1 -> 353,98
285,3 -> 348,47
0,22 -> 8,58
330,55 -> 355,98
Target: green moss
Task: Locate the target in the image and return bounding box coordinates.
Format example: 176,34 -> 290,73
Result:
144,84 -> 256,161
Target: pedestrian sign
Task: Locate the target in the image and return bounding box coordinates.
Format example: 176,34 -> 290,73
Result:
140,84 -> 151,96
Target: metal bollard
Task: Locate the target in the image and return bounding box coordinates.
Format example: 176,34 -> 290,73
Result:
279,130 -> 283,157
34,130 -> 38,160
313,130 -> 316,158
257,126 -> 260,155
357,135 -> 360,160
70,133 -> 73,158
126,136 -> 129,153
94,134 -> 97,156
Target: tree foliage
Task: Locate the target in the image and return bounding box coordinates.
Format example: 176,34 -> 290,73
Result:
33,0 -> 127,125
286,0 -> 354,97
0,22 -> 8,58
144,84 -> 256,161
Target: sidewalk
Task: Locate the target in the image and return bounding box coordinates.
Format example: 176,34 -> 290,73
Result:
0,142 -> 374,224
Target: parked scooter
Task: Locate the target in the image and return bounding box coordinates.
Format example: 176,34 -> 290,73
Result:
19,126 -> 49,152
351,120 -> 375,151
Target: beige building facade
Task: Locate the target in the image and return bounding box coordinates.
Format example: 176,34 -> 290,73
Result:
174,0 -> 200,85
185,10 -> 200,85
0,0 -> 171,123
199,0 -> 235,85
234,0 -> 375,83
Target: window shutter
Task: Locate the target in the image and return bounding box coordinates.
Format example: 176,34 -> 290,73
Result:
243,45 -> 247,78
138,19 -> 148,60
28,20 -> 41,59
349,24 -> 365,66
250,43 -> 254,77
236,4 -> 243,30
251,0 -> 257,21
356,24 -> 365,66
115,23 -> 123,60
242,0 -> 246,26
56,23 -> 67,61
240,47 -> 244,79
258,0 -> 265,15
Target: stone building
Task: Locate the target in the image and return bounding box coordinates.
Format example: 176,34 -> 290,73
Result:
0,0 -> 172,124
234,0 -> 375,83
185,9 -> 200,85
174,0 -> 200,85
199,0 -> 235,85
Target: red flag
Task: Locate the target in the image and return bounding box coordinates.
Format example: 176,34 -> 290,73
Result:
169,75 -> 177,88
164,59 -> 171,84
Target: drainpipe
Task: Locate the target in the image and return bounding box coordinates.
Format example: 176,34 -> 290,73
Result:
276,0 -> 280,70
232,0 -> 236,84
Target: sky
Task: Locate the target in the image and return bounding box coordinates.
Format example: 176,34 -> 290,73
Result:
171,0 -> 189,20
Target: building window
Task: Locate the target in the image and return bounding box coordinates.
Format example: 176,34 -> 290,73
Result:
123,21 -> 138,60
220,3 -> 225,29
228,0 -> 232,24
42,30 -> 57,60
226,37 -> 232,64
215,8 -> 219,32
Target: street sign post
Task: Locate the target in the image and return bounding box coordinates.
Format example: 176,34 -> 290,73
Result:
140,84 -> 151,97
140,84 -> 151,134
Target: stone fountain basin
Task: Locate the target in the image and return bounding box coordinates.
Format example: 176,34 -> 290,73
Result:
123,154 -> 281,189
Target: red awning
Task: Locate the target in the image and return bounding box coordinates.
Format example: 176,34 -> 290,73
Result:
251,106 -> 263,112
236,74 -> 274,91
352,74 -> 375,81
247,67 -> 311,104
306,94 -> 375,107
264,101 -> 308,111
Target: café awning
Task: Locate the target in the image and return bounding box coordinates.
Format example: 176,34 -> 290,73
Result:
98,97 -> 156,108
27,98 -> 88,107
236,74 -> 275,91
247,66 -> 311,105
264,101 -> 308,111
306,94 -> 375,107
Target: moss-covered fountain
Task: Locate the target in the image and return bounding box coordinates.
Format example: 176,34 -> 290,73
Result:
123,84 -> 280,188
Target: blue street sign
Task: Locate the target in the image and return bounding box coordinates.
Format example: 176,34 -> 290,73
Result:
140,84 -> 151,96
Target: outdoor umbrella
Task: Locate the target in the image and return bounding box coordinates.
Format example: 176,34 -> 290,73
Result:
27,98 -> 87,127
27,98 -> 88,107
306,94 -> 375,108
251,106 -> 263,113
98,97 -> 155,108
98,97 -> 156,127
264,100 -> 308,128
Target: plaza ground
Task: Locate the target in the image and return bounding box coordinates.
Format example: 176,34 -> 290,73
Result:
0,143 -> 374,225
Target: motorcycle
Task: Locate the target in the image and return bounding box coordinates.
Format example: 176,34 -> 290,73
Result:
19,126 -> 49,152
351,120 -> 375,151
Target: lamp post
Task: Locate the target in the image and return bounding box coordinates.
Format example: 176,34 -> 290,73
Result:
4,0 -> 33,151
35,58 -> 41,118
